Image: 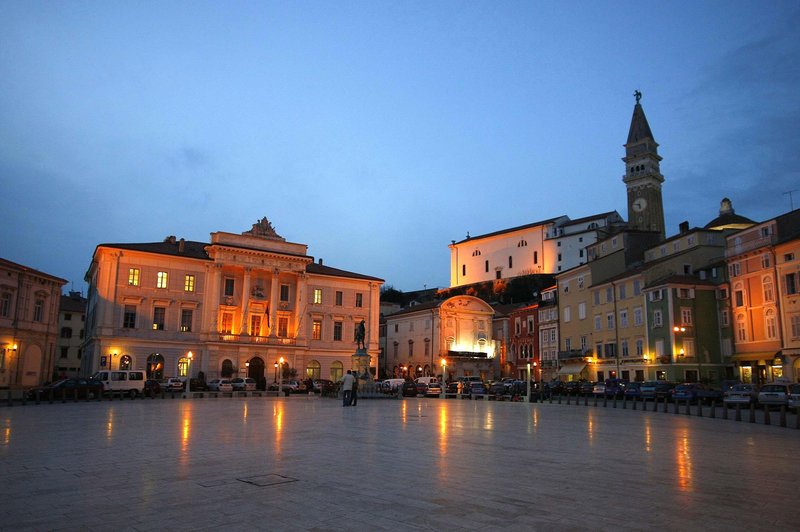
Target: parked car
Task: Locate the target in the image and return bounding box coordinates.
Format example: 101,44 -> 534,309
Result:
188,378 -> 208,392
489,382 -> 508,396
723,383 -> 759,407
757,384 -> 791,407
592,381 -> 606,396
143,379 -> 162,396
446,381 -> 460,394
788,384 -> 800,409
464,381 -> 487,396
26,378 -> 104,400
230,377 -> 257,391
672,383 -> 717,404
162,378 -> 185,392
415,382 -> 429,396
548,381 -> 565,395
313,379 -> 335,394
207,379 -> 233,392
563,381 -> 580,395
640,381 -> 675,400
624,382 -> 642,399
579,381 -> 595,395
425,382 -> 443,396
604,379 -> 629,398
401,380 -> 418,397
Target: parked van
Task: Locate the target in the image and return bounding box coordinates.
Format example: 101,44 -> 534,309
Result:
381,378 -> 406,393
414,376 -> 439,386
92,370 -> 146,397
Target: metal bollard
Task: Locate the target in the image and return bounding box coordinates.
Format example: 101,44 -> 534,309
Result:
613,396 -> 617,408
709,400 -> 715,419
780,405 -> 786,428
603,395 -> 608,408
697,400 -> 703,417
632,397 -> 637,410
749,403 -> 756,423
566,394 -> 571,405
764,405 -> 771,426
673,398 -> 679,414
584,395 -> 588,406
663,397 -> 669,413
594,395 -> 598,407
557,394 -> 561,404
735,403 -> 742,422
723,402 -> 728,420
622,396 -> 627,409
684,400 -> 691,415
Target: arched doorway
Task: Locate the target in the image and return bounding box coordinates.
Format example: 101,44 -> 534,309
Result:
147,353 -> 165,379
119,355 -> 132,370
306,360 -> 321,380
248,356 -> 265,390
221,359 -> 234,378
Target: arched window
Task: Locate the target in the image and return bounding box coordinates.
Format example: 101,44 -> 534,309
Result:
736,314 -> 747,342
119,354 -> 132,370
221,359 -> 234,378
765,309 -> 778,340
146,353 -> 165,379
762,276 -> 775,303
306,360 -> 321,380
330,361 -> 343,382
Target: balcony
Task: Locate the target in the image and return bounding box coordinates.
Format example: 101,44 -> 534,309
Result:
726,234 -> 776,257
217,333 -> 295,346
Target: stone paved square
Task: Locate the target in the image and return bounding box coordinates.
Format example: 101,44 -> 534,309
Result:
1,396 -> 798,531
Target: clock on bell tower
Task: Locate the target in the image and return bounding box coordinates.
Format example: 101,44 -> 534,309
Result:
622,90 -> 665,240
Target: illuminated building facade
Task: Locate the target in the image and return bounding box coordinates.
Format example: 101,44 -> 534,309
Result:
537,286 -> 559,383
508,303 -> 538,380
82,218 -> 382,386
383,295 -> 497,381
0,257 -> 67,389
56,291 -> 87,378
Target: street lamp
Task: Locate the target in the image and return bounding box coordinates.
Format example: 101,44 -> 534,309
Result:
526,362 -> 531,401
185,351 -> 193,393
278,356 -> 285,397
274,362 -> 278,383
440,358 -> 447,399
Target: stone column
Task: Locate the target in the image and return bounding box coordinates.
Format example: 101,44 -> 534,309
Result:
269,268 -> 279,337
240,267 -> 251,335
203,264 -> 223,334
294,272 -> 307,340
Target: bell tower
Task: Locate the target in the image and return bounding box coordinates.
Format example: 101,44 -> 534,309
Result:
623,90 -> 665,240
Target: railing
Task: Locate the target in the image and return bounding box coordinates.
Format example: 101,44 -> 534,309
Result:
217,334 -> 295,346
726,234 -> 776,257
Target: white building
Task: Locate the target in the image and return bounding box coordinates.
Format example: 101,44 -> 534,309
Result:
82,218 -> 383,386
56,291 -> 86,378
448,212 -> 624,287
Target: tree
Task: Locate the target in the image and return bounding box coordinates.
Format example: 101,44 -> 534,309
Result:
380,285 -> 404,303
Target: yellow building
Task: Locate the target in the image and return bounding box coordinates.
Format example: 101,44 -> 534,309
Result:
82,218 -> 383,386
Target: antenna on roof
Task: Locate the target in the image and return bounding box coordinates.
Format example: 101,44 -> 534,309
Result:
783,190 -> 798,211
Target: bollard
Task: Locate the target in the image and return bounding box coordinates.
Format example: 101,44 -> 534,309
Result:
613,396 -> 617,408
673,398 -> 679,414
558,394 -> 562,404
8,390 -> 13,407
603,395 -> 608,408
622,396 -> 627,409
723,402 -> 728,420
566,394 -> 571,405
709,400 -> 715,419
697,400 -> 703,417
684,400 -> 691,415
764,405 -> 771,426
594,395 -> 598,407
663,397 -> 669,413
584,395 -> 588,406
749,403 -> 756,423
780,405 -> 786,428
796,407 -> 800,430
549,393 -> 553,404
735,403 -> 742,422
632,397 -> 637,410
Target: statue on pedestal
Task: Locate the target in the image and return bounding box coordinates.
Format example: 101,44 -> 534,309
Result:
356,320 -> 366,351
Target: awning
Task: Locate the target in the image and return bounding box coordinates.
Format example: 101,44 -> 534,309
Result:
730,351 -> 780,362
558,363 -> 586,375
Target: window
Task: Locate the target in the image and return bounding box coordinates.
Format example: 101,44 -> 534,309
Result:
721,309 -> 730,327
221,359 -> 234,378
578,302 -> 586,320
333,321 -> 342,341
157,271 -> 168,289
408,340 -> 414,358
355,293 -> 363,307
634,307 -> 643,326
683,264 -> 692,275
619,310 -> 628,328
533,251 -> 538,264
527,317 -> 534,332
33,299 -> 43,322
791,315 -> 800,337
621,340 -> 629,357
734,286 -> 745,307
736,314 -> 747,342
763,276 -> 775,303
123,305 -> 136,328
312,320 -> 322,340
653,310 -> 663,328
60,327 -> 72,339
515,318 -> 521,335
594,315 -> 601,331
678,288 -> 694,299
60,347 -> 69,359
618,283 -> 627,300
564,338 -> 571,351
607,313 -> 615,329
655,339 -> 664,357
335,291 -> 343,306
184,274 -> 195,292
64,313 -> 72,321
765,310 -> 778,340
649,290 -> 663,302
278,317 -> 288,337
220,312 -> 233,334
786,273 -> 798,295
152,306 -> 166,330
681,308 -> 693,326
280,284 -> 290,302
462,265 -> 466,276
181,310 -> 193,332
729,263 -> 741,277
633,280 -> 641,296
593,290 -> 600,305
606,287 -> 613,303
249,314 -> 261,336
563,307 -> 571,323
718,287 -> 729,299
128,268 -> 140,286
784,253 -> 795,262
635,339 -> 643,356
509,256 -> 513,268
682,339 -> 695,358
580,335 -> 587,351
224,278 -> 235,296
485,260 -> 489,273
761,253 -> 771,269
313,289 -> 323,304
0,293 -> 10,317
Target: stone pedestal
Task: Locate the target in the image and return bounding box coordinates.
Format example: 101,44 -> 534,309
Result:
351,348 -> 372,381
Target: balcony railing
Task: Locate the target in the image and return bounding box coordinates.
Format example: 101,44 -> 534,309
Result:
217,333 -> 295,346
726,234 -> 776,256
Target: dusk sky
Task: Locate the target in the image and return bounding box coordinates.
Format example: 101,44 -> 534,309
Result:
2,1 -> 799,293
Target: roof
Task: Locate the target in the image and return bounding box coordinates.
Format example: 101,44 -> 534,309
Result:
453,216 -> 566,245
96,240 -> 212,260
561,211 -> 620,227
645,274 -> 717,289
626,103 -> 655,145
60,293 -> 87,312
0,257 -> 68,284
305,262 -> 383,282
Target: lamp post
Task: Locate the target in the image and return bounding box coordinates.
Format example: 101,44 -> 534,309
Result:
440,358 -> 447,399
274,362 -> 278,383
527,362 -> 531,401
185,351 -> 193,394
278,356 -> 284,397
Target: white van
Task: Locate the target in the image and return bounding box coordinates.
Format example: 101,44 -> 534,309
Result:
414,376 -> 439,386
381,378 -> 406,393
92,370 -> 146,397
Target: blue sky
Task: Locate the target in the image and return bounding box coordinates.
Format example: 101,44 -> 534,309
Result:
2,1 -> 798,292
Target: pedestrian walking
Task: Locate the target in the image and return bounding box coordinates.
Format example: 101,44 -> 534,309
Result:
341,370 -> 355,407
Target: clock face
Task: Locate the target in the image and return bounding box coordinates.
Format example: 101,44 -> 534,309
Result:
632,198 -> 648,212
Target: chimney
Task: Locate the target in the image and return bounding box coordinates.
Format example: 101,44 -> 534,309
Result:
178,238 -> 185,253
679,221 -> 689,234
318,258 -> 323,265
